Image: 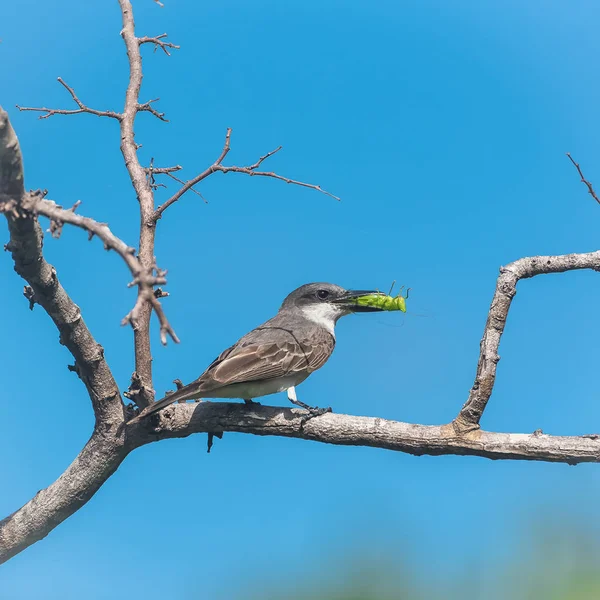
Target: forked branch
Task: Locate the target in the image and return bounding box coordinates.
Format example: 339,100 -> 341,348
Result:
0,106 -> 124,425
138,33 -> 180,56
13,192 -> 178,346
152,127 -> 339,220
16,78 -> 121,120
3,0 -> 600,573
455,252 -> 600,432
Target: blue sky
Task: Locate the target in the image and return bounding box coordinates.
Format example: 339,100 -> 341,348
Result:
2,0 -> 600,598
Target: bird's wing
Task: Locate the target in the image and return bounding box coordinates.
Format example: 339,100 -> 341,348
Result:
199,335 -> 335,389
132,330 -> 335,421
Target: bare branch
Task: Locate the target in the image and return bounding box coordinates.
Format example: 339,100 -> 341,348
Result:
214,164 -> 341,200
7,192 -> 179,348
129,403 -> 600,465
164,171 -> 208,203
138,98 -> 168,122
0,107 -> 124,425
153,128 -> 339,220
138,33 -> 180,56
118,0 -> 164,401
454,251 -> 600,432
143,162 -> 205,201
144,165 -> 182,175
16,78 -> 121,121
566,153 -> 600,206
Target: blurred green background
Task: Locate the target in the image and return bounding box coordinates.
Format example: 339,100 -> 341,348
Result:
234,517 -> 600,600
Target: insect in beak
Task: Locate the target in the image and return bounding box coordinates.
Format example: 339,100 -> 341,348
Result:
334,282 -> 410,313
333,290 -> 387,312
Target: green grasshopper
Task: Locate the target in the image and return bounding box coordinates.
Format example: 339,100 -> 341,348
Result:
352,281 -> 410,312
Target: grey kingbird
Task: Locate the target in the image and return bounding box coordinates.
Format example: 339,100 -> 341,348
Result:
135,283 -> 384,420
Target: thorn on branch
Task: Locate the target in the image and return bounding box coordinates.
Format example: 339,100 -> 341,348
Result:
23,285 -> 36,310
566,153 -> 600,206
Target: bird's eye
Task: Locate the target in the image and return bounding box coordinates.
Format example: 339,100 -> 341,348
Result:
316,290 -> 330,300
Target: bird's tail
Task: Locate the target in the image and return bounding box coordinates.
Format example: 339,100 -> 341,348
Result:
128,383 -> 200,424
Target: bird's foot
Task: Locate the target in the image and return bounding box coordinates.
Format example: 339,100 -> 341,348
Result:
288,397 -> 330,413
307,406 -> 332,417
299,405 -> 332,429
243,398 -> 260,405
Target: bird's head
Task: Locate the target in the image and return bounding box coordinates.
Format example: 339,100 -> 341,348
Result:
279,283 -> 385,331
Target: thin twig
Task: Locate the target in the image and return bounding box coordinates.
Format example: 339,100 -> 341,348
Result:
16,78 -> 121,120
566,153 -> 600,205
214,164 -> 340,200
165,172 -> 208,203
138,33 -> 180,56
138,98 -> 168,122
152,128 -> 338,219
143,165 -> 182,175
3,191 -> 179,345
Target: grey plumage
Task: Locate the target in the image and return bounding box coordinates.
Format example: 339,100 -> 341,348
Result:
135,282 -> 383,420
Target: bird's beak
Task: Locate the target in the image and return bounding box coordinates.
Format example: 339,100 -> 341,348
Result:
333,290 -> 386,312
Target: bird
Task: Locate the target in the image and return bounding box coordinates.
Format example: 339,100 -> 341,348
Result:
132,282 -> 385,421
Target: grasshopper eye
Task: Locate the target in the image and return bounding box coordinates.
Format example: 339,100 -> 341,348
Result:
316,290 -> 330,300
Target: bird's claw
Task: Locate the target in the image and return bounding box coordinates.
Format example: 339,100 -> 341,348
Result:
299,405 -> 332,429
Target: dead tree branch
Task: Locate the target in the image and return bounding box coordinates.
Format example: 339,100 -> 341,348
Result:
138,98 -> 168,122
4,0 -> 598,571
0,431 -> 129,564
16,78 -> 122,120
454,251 -> 600,433
0,107 -> 124,426
9,192 -> 178,347
138,33 -> 180,56
129,403 -> 600,465
116,0 -> 170,403
152,128 -> 339,220
566,153 -> 600,206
